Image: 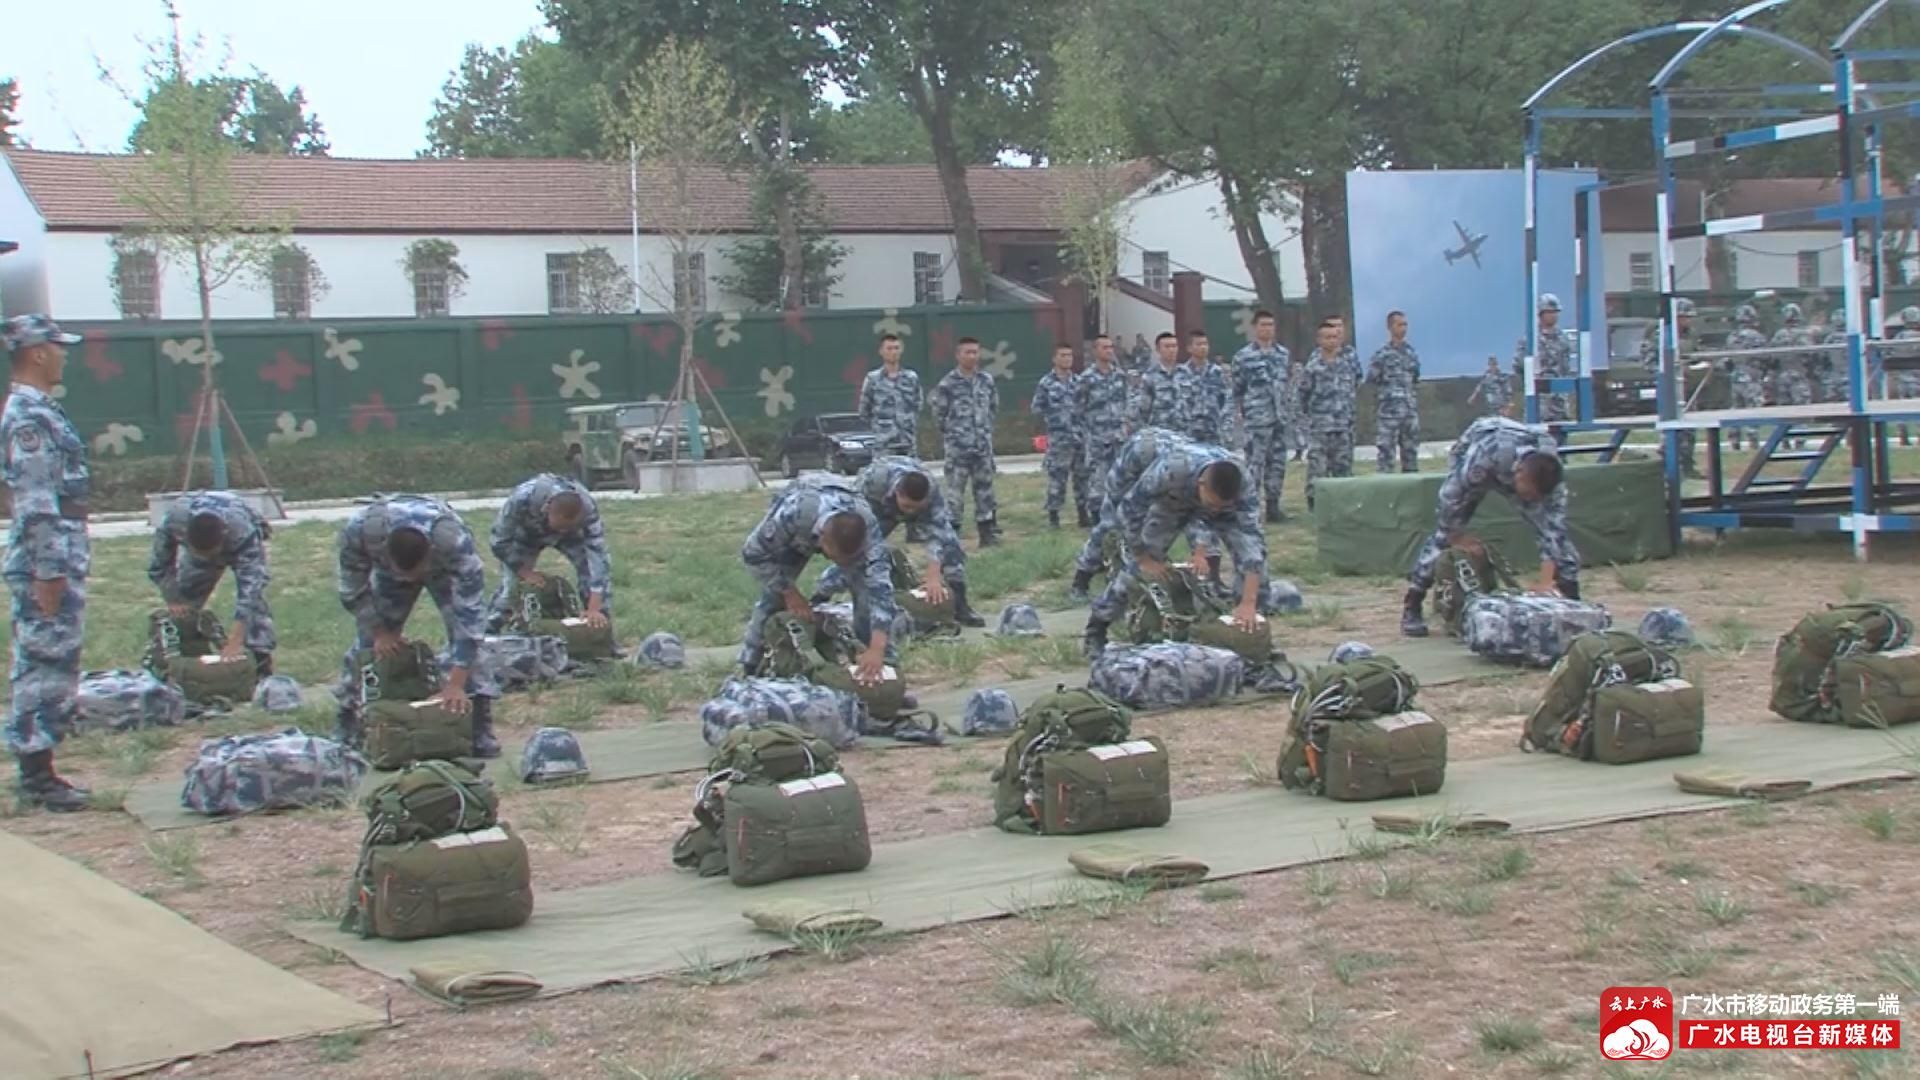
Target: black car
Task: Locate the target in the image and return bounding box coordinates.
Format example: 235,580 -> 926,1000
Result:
771,413 -> 909,477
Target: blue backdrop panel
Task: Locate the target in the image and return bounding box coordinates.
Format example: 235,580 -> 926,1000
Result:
1347,168 -> 1594,378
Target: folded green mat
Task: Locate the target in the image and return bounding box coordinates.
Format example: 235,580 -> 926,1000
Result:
1067,843 -> 1210,888
1370,812 -> 1512,836
409,963 -> 543,1006
741,898 -> 883,937
1673,771 -> 1814,801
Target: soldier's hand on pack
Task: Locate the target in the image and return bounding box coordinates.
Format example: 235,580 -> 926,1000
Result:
784,588 -> 815,622
1136,553 -> 1170,582
1232,597 -> 1261,633
1187,545 -> 1210,576
517,569 -> 547,588
922,574 -> 949,606
373,628 -> 407,657
853,644 -> 886,687
32,578 -> 64,618
439,683 -> 472,715
1533,568 -> 1558,595
582,607 -> 609,630
218,636 -> 246,662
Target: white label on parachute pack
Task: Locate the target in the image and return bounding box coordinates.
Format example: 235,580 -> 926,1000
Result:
1880,645 -> 1920,659
431,826 -> 509,849
1087,741 -> 1158,760
198,655 -> 239,666
1217,614 -> 1267,627
778,772 -> 848,797
847,665 -> 898,681
1374,711 -> 1435,732
911,588 -> 930,601
1640,678 -> 1694,693
562,618 -> 589,627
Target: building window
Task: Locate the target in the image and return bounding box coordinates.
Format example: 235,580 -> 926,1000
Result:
1143,251 -> 1171,295
270,248 -> 314,321
547,253 -> 583,314
413,267 -> 450,318
802,272 -> 831,309
673,251 -> 707,315
1798,250 -> 1821,289
1629,252 -> 1655,292
913,252 -> 944,306
115,248 -> 160,320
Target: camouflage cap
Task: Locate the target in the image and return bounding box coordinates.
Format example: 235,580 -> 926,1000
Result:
251,674 -> 305,713
1673,298 -> 1696,317
995,603 -> 1044,637
1903,306 -> 1920,326
519,726 -> 590,783
636,631 -> 687,669
1538,294 -> 1562,313
1735,304 -> 1760,327
961,688 -> 1020,736
1781,302 -> 1804,323
1260,579 -> 1304,615
3,314 -> 83,352
1329,641 -> 1375,664
1637,607 -> 1694,649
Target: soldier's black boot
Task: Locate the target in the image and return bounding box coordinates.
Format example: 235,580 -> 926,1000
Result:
1400,588 -> 1430,638
17,750 -> 89,813
1076,503 -> 1093,529
979,517 -> 1001,547
950,582 -> 986,628
470,697 -> 501,759
807,587 -> 833,607
1082,617 -> 1111,660
1557,578 -> 1581,601
252,651 -> 274,678
1265,495 -> 1284,524
1069,569 -> 1094,605
1048,509 -> 1060,530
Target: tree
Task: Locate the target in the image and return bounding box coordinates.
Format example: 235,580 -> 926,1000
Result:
130,74 -> 329,155
422,36 -> 602,158
819,1 -> 1057,302
400,238 -> 470,313
0,78 -> 19,147
717,169 -> 849,307
799,89 -> 1051,165
574,246 -> 634,314
1049,24 -> 1135,331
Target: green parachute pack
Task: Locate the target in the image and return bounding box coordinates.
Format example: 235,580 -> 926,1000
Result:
504,574 -> 616,662
991,685 -> 1171,835
758,610 -> 938,742
341,760 -> 526,941
1124,566 -> 1275,667
1279,657 -> 1445,801
670,722 -> 871,887
1523,630 -> 1698,764
889,547 -> 960,637
351,642 -> 471,770
1431,537 -> 1523,637
1770,602 -> 1915,726
143,607 -> 258,708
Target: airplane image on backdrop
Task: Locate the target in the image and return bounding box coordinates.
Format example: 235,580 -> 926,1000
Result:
1444,220 -> 1488,268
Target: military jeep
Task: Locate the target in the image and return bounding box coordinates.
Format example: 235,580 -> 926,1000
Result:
564,402 -> 739,491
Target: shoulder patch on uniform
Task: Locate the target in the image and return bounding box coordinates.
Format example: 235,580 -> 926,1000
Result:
13,427 -> 40,452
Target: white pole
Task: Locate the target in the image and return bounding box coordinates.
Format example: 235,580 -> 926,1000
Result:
629,140 -> 642,313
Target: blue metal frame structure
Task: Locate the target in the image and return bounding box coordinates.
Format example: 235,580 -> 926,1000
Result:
1521,2 -> 1920,558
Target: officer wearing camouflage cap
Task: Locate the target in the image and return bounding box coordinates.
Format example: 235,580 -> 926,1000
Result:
1637,298 -> 1698,477
1518,294 -> 1574,425
3,315 -> 93,812
1725,302 -> 1770,449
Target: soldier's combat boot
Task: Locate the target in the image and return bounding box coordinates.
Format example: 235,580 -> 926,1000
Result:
471,697 -> 502,759
1068,569 -> 1094,605
979,517 -> 1001,547
1076,503 -> 1093,529
1557,578 -> 1581,601
1400,588 -> 1431,638
1082,617 -> 1111,660
1048,509 -> 1060,530
951,582 -> 987,628
253,651 -> 275,678
17,750 -> 90,813
1265,495 -> 1284,524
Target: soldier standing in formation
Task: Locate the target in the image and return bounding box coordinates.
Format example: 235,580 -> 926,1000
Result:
1283,351 -> 1308,461
929,336 -> 1002,547
1896,306 -> 1920,447
1296,317 -> 1364,511
1032,343 -> 1093,529
1637,298 -> 1698,478
739,483 -> 894,684
1725,304 -> 1770,450
1819,307 -> 1850,404
858,332 -> 922,455
149,489 -> 277,675
1231,310 -> 1290,522
1467,356 -> 1512,416
1524,294 -> 1575,424
1771,303 -> 1816,408
811,456 -> 986,627
1080,334 -> 1132,502
335,495 -> 500,757
4,316 -> 92,813
1366,310 -> 1422,474
1181,329 -> 1229,447
1400,416 -> 1579,638
1134,331 -> 1188,430
484,473 -> 612,632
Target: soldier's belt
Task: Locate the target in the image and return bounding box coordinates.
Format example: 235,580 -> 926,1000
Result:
58,500 -> 89,521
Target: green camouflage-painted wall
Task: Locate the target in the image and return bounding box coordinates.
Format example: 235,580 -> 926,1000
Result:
62,302 -> 1067,461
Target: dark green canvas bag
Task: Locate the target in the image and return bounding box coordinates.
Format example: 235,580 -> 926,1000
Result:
1524,630 -> 1680,754
145,608 -> 259,706
1583,678 -> 1704,764
671,722 -> 852,879
1034,735 -> 1172,834
1431,539 -> 1521,637
992,685 -> 1140,833
363,699 -> 473,771
1124,568 -> 1273,665
1318,712 -> 1448,801
1832,646 -> 1920,729
507,575 -> 615,661
1280,657 -> 1429,798
351,642 -> 445,706
1771,603 -> 1913,724
722,772 -> 873,886
759,611 -> 936,739
362,759 -> 499,845
889,548 -> 960,637
343,824 -> 533,941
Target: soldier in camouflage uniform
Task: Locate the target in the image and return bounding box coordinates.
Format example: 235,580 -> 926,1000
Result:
1366,310 -> 1422,473
335,495 -> 500,756
3,316 -> 92,812
1297,318 -> 1364,510
811,455 -> 986,627
1232,310 -> 1291,522
738,482 -> 896,683
1082,429 -> 1267,656
1400,416 -> 1578,637
1032,343 -> 1093,529
858,333 -> 923,455
484,473 -> 612,632
1283,351 -> 1308,460
1819,307 -> 1850,403
1895,306 -> 1920,446
1133,332 -> 1189,431
929,336 -> 1002,546
1636,298 -> 1698,477
148,489 -> 276,675
1771,303 -> 1817,407
1181,330 -> 1230,446
1725,303 -> 1770,450
1080,334 -> 1132,501
1468,356 -> 1512,416
1521,294 -> 1575,424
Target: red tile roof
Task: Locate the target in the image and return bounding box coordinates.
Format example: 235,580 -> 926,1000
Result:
3,149 -> 1156,235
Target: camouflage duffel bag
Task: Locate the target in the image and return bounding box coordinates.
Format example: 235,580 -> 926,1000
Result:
1461,593 -> 1612,668
477,634 -> 570,693
343,825 -> 534,941
1088,642 -> 1244,711
1582,678 -> 1704,764
181,729 -> 369,816
1770,602 -> 1913,724
363,699 -> 474,771
77,669 -> 187,732
167,654 -> 260,709
1832,646 -> 1920,729
699,676 -> 865,750
362,759 -> 500,845
722,772 -> 873,887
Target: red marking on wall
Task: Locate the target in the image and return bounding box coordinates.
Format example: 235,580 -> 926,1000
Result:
349,392 -> 398,435
505,384 -> 533,433
82,330 -> 124,383
258,349 -> 313,393
930,324 -> 956,366
841,354 -> 870,387
692,356 -> 727,392
172,388 -> 214,445
480,320 -> 514,352
635,322 -> 679,357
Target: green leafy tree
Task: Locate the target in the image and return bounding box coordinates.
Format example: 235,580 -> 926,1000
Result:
1049,23 -> 1134,331
400,238 -> 470,311
130,74 -> 329,155
422,36 -> 602,158
0,78 -> 20,147
716,168 -> 848,307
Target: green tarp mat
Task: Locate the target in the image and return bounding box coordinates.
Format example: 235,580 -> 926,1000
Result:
1313,458 -> 1672,576
289,722 -> 1910,999
123,638 -> 1520,832
0,829 -> 379,1080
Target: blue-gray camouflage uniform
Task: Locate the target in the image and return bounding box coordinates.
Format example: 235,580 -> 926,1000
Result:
1819,310 -> 1850,403
1770,305 -> 1816,406
485,473 -> 612,628
336,496 -> 497,699
4,383 -> 90,756
930,367 -> 998,526
1367,340 -> 1421,473
1134,360 -> 1189,430
1297,348 -> 1363,506
857,365 -> 922,452
1637,319 -> 1697,470
1282,356 -> 1308,454
1727,308 -> 1770,410
815,455 -> 967,595
1032,369 -> 1092,517
1523,328 -> 1575,422
1075,427 -> 1200,577
1473,368 -> 1512,415
1089,432 -> 1268,627
1183,360 -> 1230,445
1231,342 -> 1290,508
1895,308 -> 1920,445
739,483 -> 896,671
149,490 -> 275,655
1079,360 -> 1132,501
1409,417 -> 1577,595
